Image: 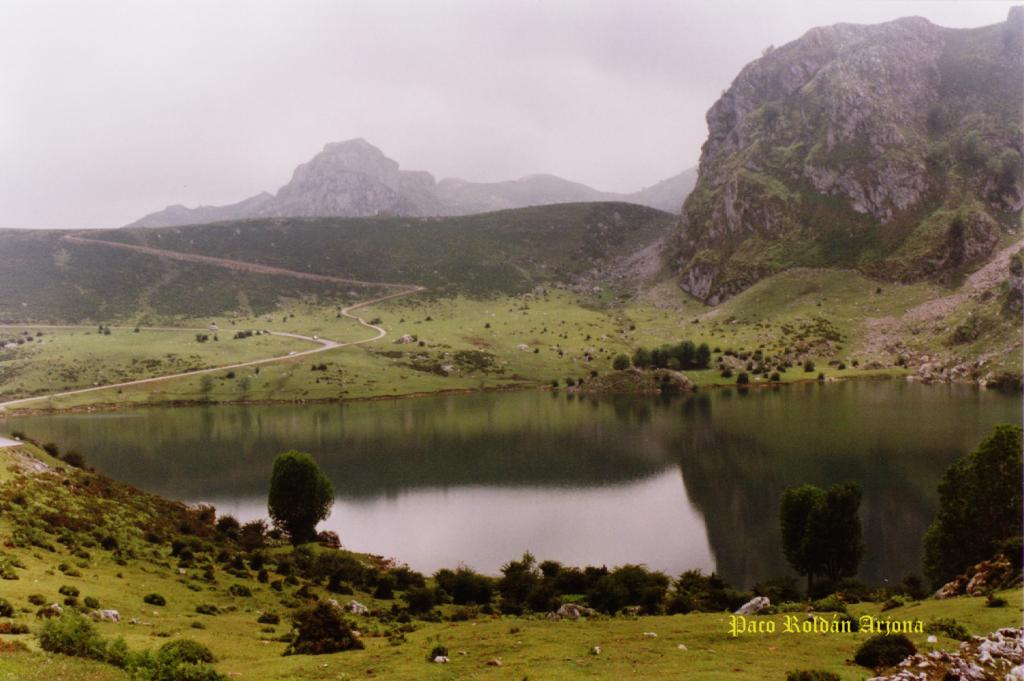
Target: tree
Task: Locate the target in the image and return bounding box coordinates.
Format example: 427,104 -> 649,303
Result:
497,552 -> 541,614
923,425 -> 1022,587
780,483 -> 864,594
806,483 -> 864,584
268,451 -> 335,545
780,485 -> 824,594
695,343 -> 711,369
612,354 -> 631,370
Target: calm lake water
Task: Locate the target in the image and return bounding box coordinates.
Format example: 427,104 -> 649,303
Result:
5,380 -> 1019,586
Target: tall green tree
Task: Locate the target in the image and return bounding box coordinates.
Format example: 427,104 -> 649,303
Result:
923,424 -> 1022,587
779,483 -> 864,595
267,450 -> 335,545
779,485 -> 825,594
806,483 -> 864,584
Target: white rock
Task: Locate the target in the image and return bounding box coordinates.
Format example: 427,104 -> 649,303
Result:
734,596 -> 770,615
433,655 -> 449,663
643,632 -> 658,639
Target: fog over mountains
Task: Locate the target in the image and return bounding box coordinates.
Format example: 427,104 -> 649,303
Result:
129,139 -> 696,227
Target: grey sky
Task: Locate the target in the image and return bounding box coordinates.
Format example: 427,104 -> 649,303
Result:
0,0 -> 1015,229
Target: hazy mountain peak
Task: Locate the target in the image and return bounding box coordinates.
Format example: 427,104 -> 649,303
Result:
127,142 -> 695,227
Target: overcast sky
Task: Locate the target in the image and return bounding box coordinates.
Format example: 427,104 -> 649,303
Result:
0,0 -> 1016,229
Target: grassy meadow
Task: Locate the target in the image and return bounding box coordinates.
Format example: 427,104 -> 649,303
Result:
3,273 -> 968,412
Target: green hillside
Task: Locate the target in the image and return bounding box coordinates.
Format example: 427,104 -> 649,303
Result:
0,202 -> 674,324
99,202 -> 675,298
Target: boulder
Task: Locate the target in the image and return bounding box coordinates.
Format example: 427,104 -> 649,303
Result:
433,655 -> 449,664
734,596 -> 771,615
553,603 -> 595,620
91,609 -> 120,623
394,334 -> 416,344
867,627 -> 1023,680
346,600 -> 369,615
936,554 -> 1015,599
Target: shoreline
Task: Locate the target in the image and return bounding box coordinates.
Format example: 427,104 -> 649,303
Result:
0,370 -> 959,420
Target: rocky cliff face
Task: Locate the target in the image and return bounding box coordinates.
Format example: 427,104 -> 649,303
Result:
675,8 -> 1024,304
129,140 -> 694,227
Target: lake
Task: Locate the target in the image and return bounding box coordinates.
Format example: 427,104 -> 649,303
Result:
5,380 -> 1018,587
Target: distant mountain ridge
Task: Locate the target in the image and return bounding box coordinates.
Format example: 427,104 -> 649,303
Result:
674,7 -> 1023,304
129,138 -> 696,227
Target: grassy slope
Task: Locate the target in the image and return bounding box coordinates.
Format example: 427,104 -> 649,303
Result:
95,203 -> 675,299
9,260 -> 1020,411
0,203 -> 675,325
0,444 -> 1018,681
0,230 -> 355,324
0,327 -> 306,402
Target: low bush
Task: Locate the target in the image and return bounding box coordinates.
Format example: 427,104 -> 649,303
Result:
37,613 -> 111,663
404,587 -> 435,614
925,617 -> 969,641
880,595 -> 905,611
853,634 -> 916,669
130,638 -> 225,681
786,671 -> 840,681
62,451 -> 86,468
58,585 -> 79,598
427,644 -> 449,661
144,593 -> 167,607
257,612 -> 280,625
671,570 -> 747,613
0,598 -> 12,617
195,604 -> 219,616
810,595 -> 847,613
753,577 -> 800,604
27,593 -> 46,606
157,639 -> 216,664
0,622 -> 30,634
285,601 -> 364,655
372,575 -> 395,600
433,567 -> 493,606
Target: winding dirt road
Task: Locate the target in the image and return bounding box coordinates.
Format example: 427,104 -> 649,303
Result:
0,235 -> 424,412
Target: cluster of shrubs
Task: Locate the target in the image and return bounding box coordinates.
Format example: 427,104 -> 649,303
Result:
38,612 -> 226,680
33,441 -> 87,469
717,347 -> 798,382
631,341 -> 711,371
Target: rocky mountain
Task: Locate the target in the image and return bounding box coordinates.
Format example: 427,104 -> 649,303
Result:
129,139 -> 694,227
675,8 -> 1023,304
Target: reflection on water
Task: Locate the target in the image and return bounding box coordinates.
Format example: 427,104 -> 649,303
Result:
5,380 -> 1018,585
